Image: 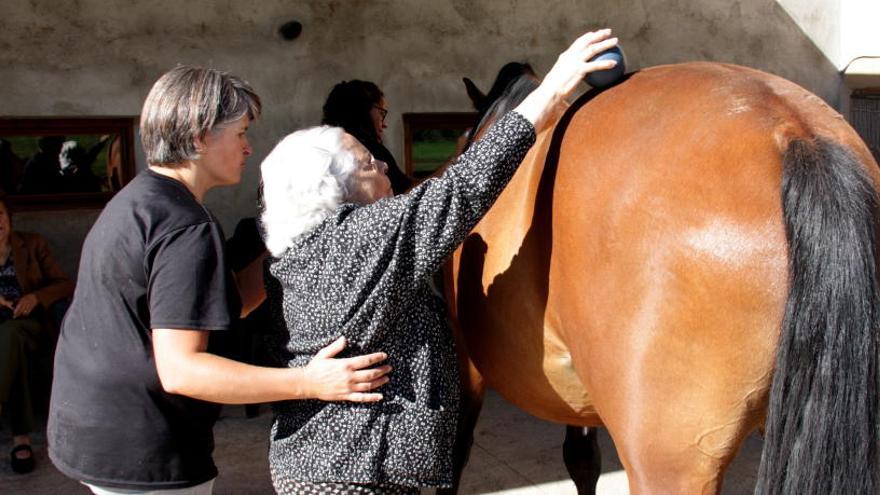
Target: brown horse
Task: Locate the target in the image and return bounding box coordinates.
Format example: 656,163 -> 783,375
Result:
443,62 -> 879,494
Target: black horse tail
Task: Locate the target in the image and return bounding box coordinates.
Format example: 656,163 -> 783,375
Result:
756,138 -> 880,494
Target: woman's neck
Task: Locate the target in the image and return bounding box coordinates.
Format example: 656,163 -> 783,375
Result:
149,163 -> 210,202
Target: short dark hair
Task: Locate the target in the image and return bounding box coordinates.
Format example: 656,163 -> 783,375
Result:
140,65 -> 261,166
321,80 -> 383,144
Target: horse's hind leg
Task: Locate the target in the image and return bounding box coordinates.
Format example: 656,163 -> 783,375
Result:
565,255 -> 780,494
582,318 -> 768,495
609,418 -> 753,495
586,321 -> 770,494
563,426 -> 601,495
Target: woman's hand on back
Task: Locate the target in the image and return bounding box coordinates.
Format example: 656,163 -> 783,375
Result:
302,336 -> 392,403
515,29 -> 619,132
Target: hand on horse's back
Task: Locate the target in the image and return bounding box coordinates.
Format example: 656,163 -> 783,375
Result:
514,28 -> 618,132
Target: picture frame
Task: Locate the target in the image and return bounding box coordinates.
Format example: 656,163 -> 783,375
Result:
402,112 -> 477,178
0,117 -> 137,210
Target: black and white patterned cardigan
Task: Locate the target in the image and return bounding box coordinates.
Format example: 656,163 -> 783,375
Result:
265,112 -> 536,488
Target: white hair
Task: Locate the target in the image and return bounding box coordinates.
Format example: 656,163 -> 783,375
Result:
260,126 -> 358,256
59,140 -> 79,170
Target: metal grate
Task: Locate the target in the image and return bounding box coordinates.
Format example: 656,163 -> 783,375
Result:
851,91 -> 880,162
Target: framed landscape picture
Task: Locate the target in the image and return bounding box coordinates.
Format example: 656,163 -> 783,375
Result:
402,112 -> 477,179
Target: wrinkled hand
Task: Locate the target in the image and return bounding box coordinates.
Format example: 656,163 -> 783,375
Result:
515,29 -> 619,131
13,293 -> 38,318
302,336 -> 391,403
0,296 -> 14,311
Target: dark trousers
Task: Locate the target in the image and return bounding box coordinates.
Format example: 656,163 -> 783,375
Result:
0,317 -> 41,435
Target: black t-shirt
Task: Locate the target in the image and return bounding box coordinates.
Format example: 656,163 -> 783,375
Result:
48,169 -> 240,489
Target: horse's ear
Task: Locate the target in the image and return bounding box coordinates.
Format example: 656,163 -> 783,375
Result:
463,77 -> 486,111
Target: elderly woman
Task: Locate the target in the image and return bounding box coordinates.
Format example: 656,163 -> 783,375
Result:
0,196 -> 73,474
48,66 -> 391,495
261,30 -> 618,494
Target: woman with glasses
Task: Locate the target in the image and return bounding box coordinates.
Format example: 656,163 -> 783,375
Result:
322,80 -> 413,195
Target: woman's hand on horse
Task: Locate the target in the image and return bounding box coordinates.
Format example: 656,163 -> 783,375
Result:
515,28 -> 618,131
303,336 -> 392,403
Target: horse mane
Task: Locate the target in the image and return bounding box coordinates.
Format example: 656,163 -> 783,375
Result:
477,63 -> 536,111
465,72 -> 540,152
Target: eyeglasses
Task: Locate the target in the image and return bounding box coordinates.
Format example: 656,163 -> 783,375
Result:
374,106 -> 388,122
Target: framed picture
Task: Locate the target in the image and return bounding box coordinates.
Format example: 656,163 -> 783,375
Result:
0,117 -> 137,210
402,112 -> 477,178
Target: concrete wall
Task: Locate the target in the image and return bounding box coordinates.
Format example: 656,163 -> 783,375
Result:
776,0 -> 841,68
841,0 -> 880,92
1,0 -> 844,277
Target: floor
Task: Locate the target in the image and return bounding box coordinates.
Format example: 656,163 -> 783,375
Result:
1,390 -> 762,494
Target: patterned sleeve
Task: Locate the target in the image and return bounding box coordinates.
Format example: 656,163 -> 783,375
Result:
339,111 -> 536,288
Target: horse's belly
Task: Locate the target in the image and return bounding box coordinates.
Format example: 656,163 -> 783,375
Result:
453,230 -> 601,426
450,127 -> 602,426
459,306 -> 601,426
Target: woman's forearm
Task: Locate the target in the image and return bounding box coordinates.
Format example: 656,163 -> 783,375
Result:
157,350 -> 313,403
152,329 -> 390,404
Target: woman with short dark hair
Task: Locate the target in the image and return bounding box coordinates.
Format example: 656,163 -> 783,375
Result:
261,30 -> 618,494
322,79 -> 413,194
48,65 -> 391,495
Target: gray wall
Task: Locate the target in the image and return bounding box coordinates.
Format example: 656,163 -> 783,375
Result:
1,0 -> 842,278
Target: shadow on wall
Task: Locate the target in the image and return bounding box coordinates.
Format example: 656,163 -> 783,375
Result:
765,0 -> 843,107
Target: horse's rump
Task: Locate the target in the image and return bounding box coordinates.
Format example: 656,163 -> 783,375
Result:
449,61 -> 879,492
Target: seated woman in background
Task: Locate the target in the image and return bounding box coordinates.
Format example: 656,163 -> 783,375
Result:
0,196 -> 73,474
261,30 -> 618,494
322,79 -> 413,195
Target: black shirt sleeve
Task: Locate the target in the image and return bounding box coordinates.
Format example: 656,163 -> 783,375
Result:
226,217 -> 266,272
147,221 -> 235,331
